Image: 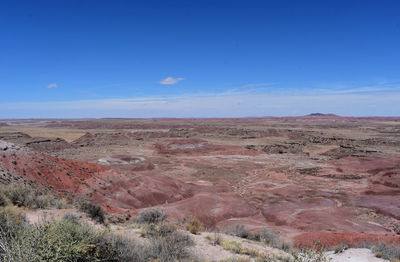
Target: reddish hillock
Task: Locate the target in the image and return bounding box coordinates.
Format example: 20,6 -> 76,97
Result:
146,192 -> 259,227
0,140 -> 239,219
0,140 -> 108,194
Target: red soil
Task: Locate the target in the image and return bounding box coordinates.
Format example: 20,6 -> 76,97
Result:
1,142 -> 108,194
1,133 -> 400,248
144,192 -> 259,228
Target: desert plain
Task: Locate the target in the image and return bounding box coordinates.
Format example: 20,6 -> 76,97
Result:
1,115 -> 399,249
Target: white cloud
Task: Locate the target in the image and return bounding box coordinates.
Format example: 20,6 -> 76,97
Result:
159,77 -> 184,85
46,83 -> 58,89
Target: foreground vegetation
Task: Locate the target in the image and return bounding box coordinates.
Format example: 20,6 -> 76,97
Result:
0,183 -> 65,209
0,207 -> 195,262
0,187 -> 399,262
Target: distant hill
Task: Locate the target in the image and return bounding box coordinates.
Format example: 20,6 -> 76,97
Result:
306,113 -> 338,117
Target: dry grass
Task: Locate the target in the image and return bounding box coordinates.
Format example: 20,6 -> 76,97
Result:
0,126 -> 86,142
186,217 -> 203,234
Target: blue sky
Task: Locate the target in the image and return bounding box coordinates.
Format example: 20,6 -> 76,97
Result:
1,0 -> 399,118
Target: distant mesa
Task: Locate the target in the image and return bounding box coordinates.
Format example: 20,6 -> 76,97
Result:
306,113 -> 338,117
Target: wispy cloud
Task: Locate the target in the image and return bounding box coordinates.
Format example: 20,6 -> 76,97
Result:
240,82 -> 279,89
160,77 -> 184,85
46,83 -> 58,89
2,84 -> 399,118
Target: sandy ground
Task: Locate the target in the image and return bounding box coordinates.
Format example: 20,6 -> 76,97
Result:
325,248 -> 388,262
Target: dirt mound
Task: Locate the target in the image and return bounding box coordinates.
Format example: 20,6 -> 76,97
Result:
262,197 -> 386,233
89,172 -> 190,213
1,140 -> 176,213
154,139 -> 258,156
313,156 -> 400,181
142,192 -> 259,227
97,155 -> 154,170
262,142 -> 305,154
0,140 -> 108,194
192,127 -> 282,138
155,139 -> 209,153
132,128 -> 190,139
0,132 -> 32,142
72,132 -> 137,147
1,140 -> 178,212
321,145 -> 373,159
0,132 -> 73,152
368,167 -> 400,189
0,140 -> 234,218
24,138 -> 72,152
351,195 -> 400,220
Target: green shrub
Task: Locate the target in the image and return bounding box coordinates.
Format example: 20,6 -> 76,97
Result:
78,200 -> 106,224
149,228 -> 194,261
138,221 -> 194,261
231,227 -> 292,252
28,220 -> 107,261
104,233 -> 152,261
135,208 -> 168,224
234,224 -> 249,238
372,244 -> 400,261
0,207 -> 26,240
0,183 -> 65,209
2,184 -> 34,207
0,208 -> 116,262
0,206 -> 197,262
61,212 -> 80,223
251,228 -> 279,245
0,192 -> 8,207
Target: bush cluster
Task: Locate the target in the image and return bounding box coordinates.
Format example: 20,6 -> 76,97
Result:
0,208 -> 117,262
358,242 -> 400,261
292,248 -> 328,262
148,225 -> 194,261
135,208 -> 195,261
233,224 -> 291,251
0,183 -> 65,209
0,207 -> 195,262
77,199 -> 106,224
135,208 -> 168,224
186,217 -> 203,234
